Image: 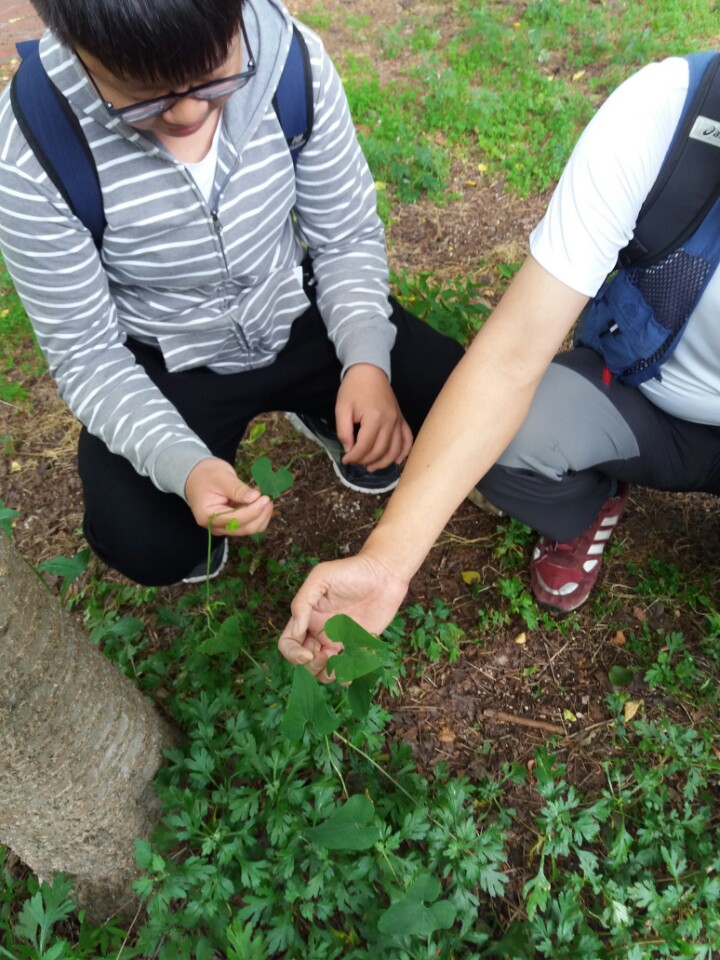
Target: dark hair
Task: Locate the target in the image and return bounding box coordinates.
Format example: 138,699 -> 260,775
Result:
31,0 -> 245,84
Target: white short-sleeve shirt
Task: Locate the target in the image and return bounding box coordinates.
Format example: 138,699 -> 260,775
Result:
530,57 -> 720,425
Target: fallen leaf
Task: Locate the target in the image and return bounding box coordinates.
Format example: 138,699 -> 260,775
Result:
477,163 -> 487,172
10,461 -> 21,473
437,727 -> 456,743
461,570 -> 481,584
609,630 -> 626,646
572,69 -> 586,81
514,632 -> 527,645
562,709 -> 577,723
623,699 -> 643,723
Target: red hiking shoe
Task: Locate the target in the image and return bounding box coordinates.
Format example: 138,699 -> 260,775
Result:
530,484 -> 629,612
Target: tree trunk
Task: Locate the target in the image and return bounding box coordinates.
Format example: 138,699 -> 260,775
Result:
0,536 -> 178,922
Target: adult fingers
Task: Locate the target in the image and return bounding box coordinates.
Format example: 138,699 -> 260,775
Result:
277,625 -> 339,684
277,623 -> 314,666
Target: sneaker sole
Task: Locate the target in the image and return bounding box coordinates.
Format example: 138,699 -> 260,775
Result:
182,539 -> 229,584
284,412 -> 400,495
531,569 -> 594,613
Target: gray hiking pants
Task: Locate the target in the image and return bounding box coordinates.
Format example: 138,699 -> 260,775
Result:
477,347 -> 720,541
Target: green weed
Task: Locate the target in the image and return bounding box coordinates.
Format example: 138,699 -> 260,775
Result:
0,500 -> 19,539
0,864 -> 126,960
403,598 -> 465,666
625,556 -> 718,613
116,606 -> 510,957
392,270 -> 490,345
493,517 -> 535,571
343,0 -> 720,206
1,525 -> 719,957
0,258 -> 44,403
496,575 -> 541,631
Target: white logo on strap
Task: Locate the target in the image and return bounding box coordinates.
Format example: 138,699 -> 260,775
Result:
689,115 -> 720,147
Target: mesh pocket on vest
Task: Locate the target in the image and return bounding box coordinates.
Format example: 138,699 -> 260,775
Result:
628,248 -> 710,331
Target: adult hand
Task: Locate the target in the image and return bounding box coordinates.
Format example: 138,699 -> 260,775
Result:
335,364 -> 413,471
185,457 -> 274,536
277,550 -> 409,682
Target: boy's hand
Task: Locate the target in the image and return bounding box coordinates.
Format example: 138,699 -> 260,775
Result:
185,458 -> 274,536
278,551 -> 409,682
335,364 -> 413,471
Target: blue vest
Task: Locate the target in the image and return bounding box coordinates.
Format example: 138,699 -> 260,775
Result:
575,52 -> 720,386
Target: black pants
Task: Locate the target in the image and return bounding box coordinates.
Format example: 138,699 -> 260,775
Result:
478,348 -> 720,541
79,298 -> 464,585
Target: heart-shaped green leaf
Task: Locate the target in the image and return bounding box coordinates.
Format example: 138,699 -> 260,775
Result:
305,795 -> 381,851
197,614 -> 254,658
608,664 -> 637,687
281,666 -> 339,741
378,874 -> 457,935
250,456 -> 294,499
325,614 -> 392,682
347,669 -> 382,719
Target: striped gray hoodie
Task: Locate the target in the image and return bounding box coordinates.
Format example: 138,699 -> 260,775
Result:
0,0 -> 395,499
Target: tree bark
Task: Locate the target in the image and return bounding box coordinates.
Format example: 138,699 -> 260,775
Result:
0,536 -> 178,922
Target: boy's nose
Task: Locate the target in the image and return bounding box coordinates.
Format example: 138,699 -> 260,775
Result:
161,95 -> 212,127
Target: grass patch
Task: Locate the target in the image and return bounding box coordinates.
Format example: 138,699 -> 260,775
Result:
342,0 -> 720,198
0,258 -> 43,403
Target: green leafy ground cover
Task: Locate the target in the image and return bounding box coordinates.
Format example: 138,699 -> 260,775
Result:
2,531 -> 719,959
1,0 -> 720,957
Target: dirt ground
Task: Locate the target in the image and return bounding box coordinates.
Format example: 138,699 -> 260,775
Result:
1,0 -> 719,833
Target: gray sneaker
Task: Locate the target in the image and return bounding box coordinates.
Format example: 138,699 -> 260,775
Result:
182,539 -> 229,584
285,412 -> 401,494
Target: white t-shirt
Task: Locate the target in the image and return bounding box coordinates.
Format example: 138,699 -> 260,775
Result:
530,56 -> 720,426
184,118 -> 223,203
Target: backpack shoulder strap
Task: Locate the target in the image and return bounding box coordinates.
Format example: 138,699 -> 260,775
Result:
621,51 -> 720,267
272,24 -> 314,167
10,39 -> 105,248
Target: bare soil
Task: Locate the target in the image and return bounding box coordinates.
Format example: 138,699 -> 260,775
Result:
1,0 -> 719,834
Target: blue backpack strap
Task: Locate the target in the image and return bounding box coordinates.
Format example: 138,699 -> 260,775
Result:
10,39 -> 105,248
272,24 -> 314,166
621,51 -> 720,267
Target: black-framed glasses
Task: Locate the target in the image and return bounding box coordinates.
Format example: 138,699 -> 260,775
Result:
79,20 -> 256,124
